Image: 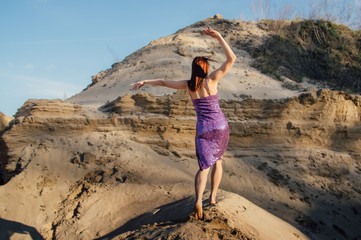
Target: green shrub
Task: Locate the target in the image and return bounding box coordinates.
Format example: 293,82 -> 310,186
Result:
251,20 -> 361,93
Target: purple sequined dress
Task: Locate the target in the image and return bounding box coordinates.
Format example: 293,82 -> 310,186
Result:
190,86 -> 229,170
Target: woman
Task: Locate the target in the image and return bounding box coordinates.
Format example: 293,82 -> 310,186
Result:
131,27 -> 236,220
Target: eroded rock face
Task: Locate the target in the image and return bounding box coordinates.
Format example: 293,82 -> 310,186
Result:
3,89 -> 360,186
101,88 -> 361,152
0,100 -> 87,184
14,99 -> 82,118
0,89 -> 360,239
0,112 -> 13,132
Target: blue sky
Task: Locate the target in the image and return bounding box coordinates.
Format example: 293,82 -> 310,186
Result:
0,0 -> 359,116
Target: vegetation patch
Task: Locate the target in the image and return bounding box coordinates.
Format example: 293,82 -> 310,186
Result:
251,20 -> 361,93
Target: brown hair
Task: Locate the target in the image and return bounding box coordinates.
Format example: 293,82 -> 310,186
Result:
187,56 -> 209,92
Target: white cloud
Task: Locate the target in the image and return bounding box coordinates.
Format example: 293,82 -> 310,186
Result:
24,64 -> 34,70
1,74 -> 83,99
45,64 -> 56,71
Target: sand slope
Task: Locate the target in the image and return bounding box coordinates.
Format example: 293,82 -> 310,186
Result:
109,191 -> 308,240
68,17 -> 304,107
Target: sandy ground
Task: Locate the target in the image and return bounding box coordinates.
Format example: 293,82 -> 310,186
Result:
0,130 -> 311,240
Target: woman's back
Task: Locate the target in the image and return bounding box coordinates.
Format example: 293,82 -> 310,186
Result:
188,78 -> 217,100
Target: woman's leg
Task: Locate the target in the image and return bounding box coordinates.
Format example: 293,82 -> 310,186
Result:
210,159 -> 223,205
194,168 -> 210,219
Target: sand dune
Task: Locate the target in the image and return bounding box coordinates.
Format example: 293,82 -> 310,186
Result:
68,17 -> 304,107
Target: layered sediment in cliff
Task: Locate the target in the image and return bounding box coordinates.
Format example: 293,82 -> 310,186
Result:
0,88 -> 360,239
101,88 -> 361,152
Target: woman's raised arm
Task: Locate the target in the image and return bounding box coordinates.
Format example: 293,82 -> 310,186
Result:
131,79 -> 188,91
203,27 -> 236,82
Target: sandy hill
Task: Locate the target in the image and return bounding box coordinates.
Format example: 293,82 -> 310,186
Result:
1,15 -> 361,240
68,16 -> 305,106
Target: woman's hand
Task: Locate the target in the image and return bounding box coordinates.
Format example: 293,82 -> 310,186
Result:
203,27 -> 236,82
130,81 -> 145,91
203,27 -> 222,39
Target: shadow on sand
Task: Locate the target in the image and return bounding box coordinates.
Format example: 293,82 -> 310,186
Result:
95,196 -> 196,240
0,218 -> 45,240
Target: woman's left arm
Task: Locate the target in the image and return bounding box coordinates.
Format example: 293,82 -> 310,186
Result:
131,79 -> 187,91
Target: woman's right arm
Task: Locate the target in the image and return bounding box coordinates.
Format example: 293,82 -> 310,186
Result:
131,79 -> 187,91
203,28 -> 236,82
